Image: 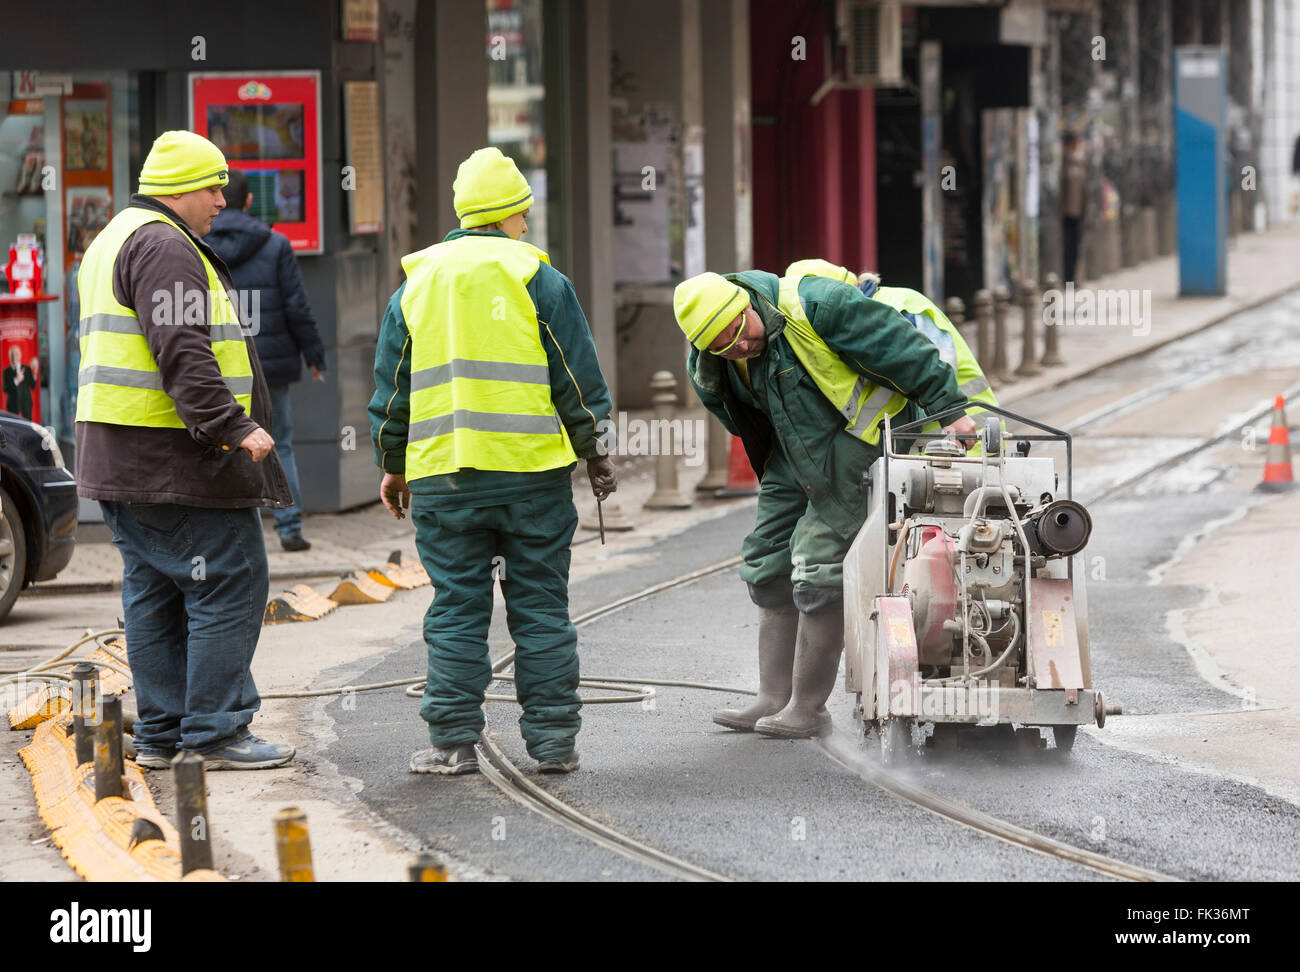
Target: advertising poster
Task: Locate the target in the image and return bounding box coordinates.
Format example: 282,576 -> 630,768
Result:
62,99 -> 109,171
344,80 -> 384,235
190,72 -> 323,253
65,187 -> 111,256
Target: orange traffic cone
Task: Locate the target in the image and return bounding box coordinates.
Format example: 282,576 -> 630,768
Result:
715,435 -> 759,497
1257,395 -> 1295,492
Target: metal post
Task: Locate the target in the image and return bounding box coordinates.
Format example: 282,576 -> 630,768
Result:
991,285 -> 1017,384
93,695 -> 124,802
274,807 -> 315,882
695,413 -> 730,493
944,296 -> 965,327
1016,279 -> 1043,377
973,289 -> 993,374
1040,271 -> 1064,366
642,371 -> 691,509
944,297 -> 970,364
71,661 -> 98,766
174,751 -> 214,875
408,853 -> 448,881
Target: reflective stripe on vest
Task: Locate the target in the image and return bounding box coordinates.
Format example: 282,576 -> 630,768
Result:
75,207 -> 253,428
772,275 -> 908,447
399,234 -> 577,480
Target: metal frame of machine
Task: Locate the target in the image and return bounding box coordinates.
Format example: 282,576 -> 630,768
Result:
843,402 -> 1108,764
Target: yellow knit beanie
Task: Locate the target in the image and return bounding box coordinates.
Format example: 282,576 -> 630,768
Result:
138,131 -> 229,196
673,273 -> 750,350
453,147 -> 534,229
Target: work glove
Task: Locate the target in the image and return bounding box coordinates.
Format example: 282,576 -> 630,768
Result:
586,456 -> 617,501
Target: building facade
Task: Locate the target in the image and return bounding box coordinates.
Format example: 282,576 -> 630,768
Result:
3,0 -> 1295,513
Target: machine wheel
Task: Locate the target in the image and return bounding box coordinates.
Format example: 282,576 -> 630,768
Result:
931,723 -> 959,757
1052,725 -> 1077,752
880,718 -> 913,767
1016,728 -> 1046,754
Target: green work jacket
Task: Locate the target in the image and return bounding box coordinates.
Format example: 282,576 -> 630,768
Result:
687,271 -> 964,539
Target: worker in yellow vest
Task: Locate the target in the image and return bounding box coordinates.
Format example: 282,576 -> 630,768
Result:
785,259 -> 999,431
674,270 -> 975,739
370,148 -> 616,776
76,130 -> 295,770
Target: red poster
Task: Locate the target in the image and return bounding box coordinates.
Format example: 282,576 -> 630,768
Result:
0,302 -> 47,423
189,72 -> 323,254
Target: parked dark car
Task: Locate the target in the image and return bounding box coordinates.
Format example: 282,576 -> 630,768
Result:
0,414 -> 78,620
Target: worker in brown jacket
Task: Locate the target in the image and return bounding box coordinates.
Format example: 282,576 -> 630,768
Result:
76,130 -> 294,770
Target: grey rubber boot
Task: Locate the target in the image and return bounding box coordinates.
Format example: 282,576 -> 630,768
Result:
713,603 -> 800,731
754,605 -> 844,739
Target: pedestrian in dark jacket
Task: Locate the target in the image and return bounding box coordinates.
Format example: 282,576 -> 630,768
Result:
76,130 -> 294,770
206,168 -> 326,551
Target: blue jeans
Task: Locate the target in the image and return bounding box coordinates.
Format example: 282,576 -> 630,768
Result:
268,384 -> 303,538
100,501 -> 269,753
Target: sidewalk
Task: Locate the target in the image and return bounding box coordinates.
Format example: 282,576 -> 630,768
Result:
972,221 -> 1300,408
1100,452 -> 1300,805
31,220 -> 1300,594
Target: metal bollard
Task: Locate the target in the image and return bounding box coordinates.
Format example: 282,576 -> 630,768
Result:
642,371 -> 692,509
695,413 -> 730,493
408,852 -> 448,882
1015,279 -> 1042,378
973,289 -> 993,374
71,661 -> 98,766
93,696 -> 124,802
174,751 -> 214,875
944,296 -> 965,328
274,807 -> 315,882
1040,272 -> 1064,366
991,286 -> 1017,384
944,297 -> 970,372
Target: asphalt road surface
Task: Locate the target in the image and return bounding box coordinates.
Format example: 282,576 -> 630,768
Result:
323,290 -> 1300,881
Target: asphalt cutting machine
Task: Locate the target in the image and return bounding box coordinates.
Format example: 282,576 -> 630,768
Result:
843,403 -> 1108,764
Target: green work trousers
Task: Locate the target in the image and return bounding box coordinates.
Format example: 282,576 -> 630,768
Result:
739,451 -> 862,610
411,487 -> 581,762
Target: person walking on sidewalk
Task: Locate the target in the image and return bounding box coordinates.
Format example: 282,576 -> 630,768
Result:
673,269 -> 974,739
75,130 -> 295,770
206,168 -> 326,552
369,147 -> 616,776
1061,130 -> 1089,284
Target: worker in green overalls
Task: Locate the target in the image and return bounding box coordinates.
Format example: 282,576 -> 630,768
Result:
370,148 -> 616,775
674,270 -> 975,739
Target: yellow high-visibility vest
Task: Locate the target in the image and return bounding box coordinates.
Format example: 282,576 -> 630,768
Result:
783,260 -> 999,448
400,234 -> 577,481
770,274 -> 909,446
76,207 -> 252,427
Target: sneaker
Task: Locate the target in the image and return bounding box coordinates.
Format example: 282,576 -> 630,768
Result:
280,534 -> 312,552
134,750 -> 175,771
537,752 -> 580,774
199,735 -> 295,770
410,744 -> 479,775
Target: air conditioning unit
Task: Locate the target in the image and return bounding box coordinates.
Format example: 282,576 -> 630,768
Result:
840,1 -> 903,87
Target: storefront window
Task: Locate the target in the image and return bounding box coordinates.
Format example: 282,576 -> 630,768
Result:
486,0 -> 553,257
0,70 -> 137,463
